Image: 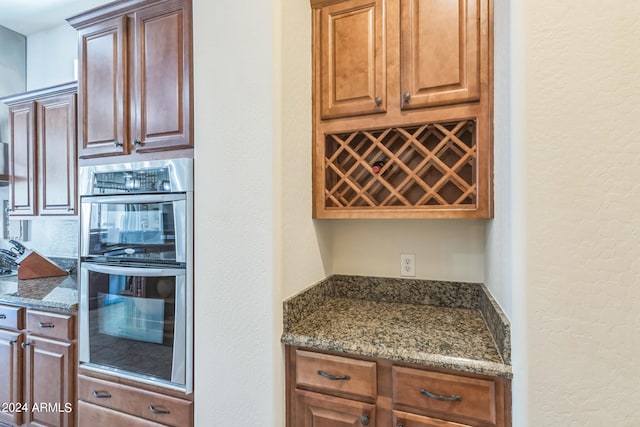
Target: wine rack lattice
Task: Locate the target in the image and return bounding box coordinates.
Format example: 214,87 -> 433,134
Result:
324,120 -> 477,209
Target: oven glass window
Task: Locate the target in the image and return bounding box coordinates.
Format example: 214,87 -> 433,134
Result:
86,270 -> 182,383
87,199 -> 184,263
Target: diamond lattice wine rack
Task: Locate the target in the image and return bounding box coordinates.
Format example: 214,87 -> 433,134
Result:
318,120 -> 488,218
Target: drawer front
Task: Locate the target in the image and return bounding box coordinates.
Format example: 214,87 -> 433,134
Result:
0,304 -> 25,330
392,366 -> 496,425
78,400 -> 166,427
27,310 -> 75,341
393,409 -> 471,427
296,350 -> 377,399
78,375 -> 193,427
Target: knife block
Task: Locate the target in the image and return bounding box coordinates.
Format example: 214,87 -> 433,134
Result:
17,251 -> 67,280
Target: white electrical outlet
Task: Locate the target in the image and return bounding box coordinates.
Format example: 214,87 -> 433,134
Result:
400,253 -> 415,277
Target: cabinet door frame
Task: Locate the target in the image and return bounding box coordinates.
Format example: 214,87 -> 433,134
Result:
23,335 -> 75,427
37,93 -> 77,215
317,0 -> 386,119
400,0 -> 482,109
8,102 -> 37,216
131,0 -> 193,153
0,330 -> 24,426
295,389 -> 376,427
77,16 -> 129,158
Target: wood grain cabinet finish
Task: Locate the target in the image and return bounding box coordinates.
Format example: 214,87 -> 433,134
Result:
69,0 -> 193,161
77,401 -> 166,427
0,307 -> 76,427
311,0 -> 493,218
7,102 -> 37,216
318,0 -> 385,119
77,375 -> 193,427
286,347 -> 511,427
3,83 -> 77,217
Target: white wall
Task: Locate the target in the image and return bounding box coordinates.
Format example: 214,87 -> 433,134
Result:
515,0 -> 640,425
0,26 -> 26,143
26,24 -> 77,90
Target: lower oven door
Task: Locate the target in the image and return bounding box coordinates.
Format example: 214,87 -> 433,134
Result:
79,262 -> 192,393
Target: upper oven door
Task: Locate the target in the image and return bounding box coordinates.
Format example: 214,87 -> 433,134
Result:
81,193 -> 188,265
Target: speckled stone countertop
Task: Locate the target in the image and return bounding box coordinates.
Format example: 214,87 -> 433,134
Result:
0,258 -> 78,313
281,275 -> 512,378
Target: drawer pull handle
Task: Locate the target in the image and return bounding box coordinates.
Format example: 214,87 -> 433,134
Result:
0,314 -> 6,319
92,390 -> 112,399
148,405 -> 171,415
420,388 -> 462,402
9,340 -> 17,346
317,370 -> 350,381
39,322 -> 55,328
21,342 -> 31,349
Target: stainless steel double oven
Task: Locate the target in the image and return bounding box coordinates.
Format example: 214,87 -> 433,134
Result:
78,158 -> 193,393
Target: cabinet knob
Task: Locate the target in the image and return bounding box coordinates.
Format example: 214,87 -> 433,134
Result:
114,141 -> 124,147
360,414 -> 370,425
402,92 -> 411,102
374,96 -> 382,106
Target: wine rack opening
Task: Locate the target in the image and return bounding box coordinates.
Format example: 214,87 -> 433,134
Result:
324,120 -> 478,210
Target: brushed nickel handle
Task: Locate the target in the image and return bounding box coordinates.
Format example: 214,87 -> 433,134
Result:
360,414 -> 370,425
92,390 -> 112,399
8,340 -> 17,346
374,96 -> 382,106
419,388 -> 462,402
148,405 -> 170,415
67,206 -> 74,212
132,139 -> 141,146
21,342 -> 30,349
39,322 -> 55,328
402,92 -> 411,102
0,314 -> 6,319
317,370 -> 350,381
114,141 -> 123,147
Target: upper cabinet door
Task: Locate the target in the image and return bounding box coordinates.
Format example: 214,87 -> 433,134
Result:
400,0 -> 481,110
37,93 -> 77,215
132,0 -> 193,153
77,16 -> 128,158
8,102 -> 37,216
318,0 -> 385,119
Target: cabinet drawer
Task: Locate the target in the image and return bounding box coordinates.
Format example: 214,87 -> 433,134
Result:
392,366 -> 496,425
78,400 -> 166,427
26,310 -> 75,341
295,350 -> 376,400
393,409 -> 471,427
78,375 -> 193,427
0,304 -> 24,330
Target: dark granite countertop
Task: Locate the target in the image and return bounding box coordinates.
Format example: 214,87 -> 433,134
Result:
281,275 -> 512,378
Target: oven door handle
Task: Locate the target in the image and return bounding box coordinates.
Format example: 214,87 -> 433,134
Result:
81,262 -> 185,277
80,193 -> 186,204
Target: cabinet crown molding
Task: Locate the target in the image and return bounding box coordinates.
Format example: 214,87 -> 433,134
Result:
0,82 -> 77,106
66,0 -> 181,28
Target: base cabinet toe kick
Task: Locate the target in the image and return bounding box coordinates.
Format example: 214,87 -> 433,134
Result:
286,346 -> 512,427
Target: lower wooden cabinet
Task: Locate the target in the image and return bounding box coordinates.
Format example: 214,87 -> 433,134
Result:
77,374 -> 193,427
0,307 -> 76,427
287,346 -> 512,427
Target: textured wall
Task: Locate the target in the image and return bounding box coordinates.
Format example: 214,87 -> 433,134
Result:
522,0 -> 640,425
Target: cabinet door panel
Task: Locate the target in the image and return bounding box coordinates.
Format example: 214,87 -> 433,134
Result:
133,0 -> 193,152
0,330 -> 23,426
400,0 -> 481,109
319,0 -> 385,119
78,16 -> 128,158
37,94 -> 77,215
296,389 -> 375,427
24,336 -> 74,427
8,102 -> 37,216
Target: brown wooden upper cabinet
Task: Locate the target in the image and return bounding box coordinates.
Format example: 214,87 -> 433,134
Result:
2,83 -> 78,217
312,0 -> 493,218
67,0 -> 193,161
